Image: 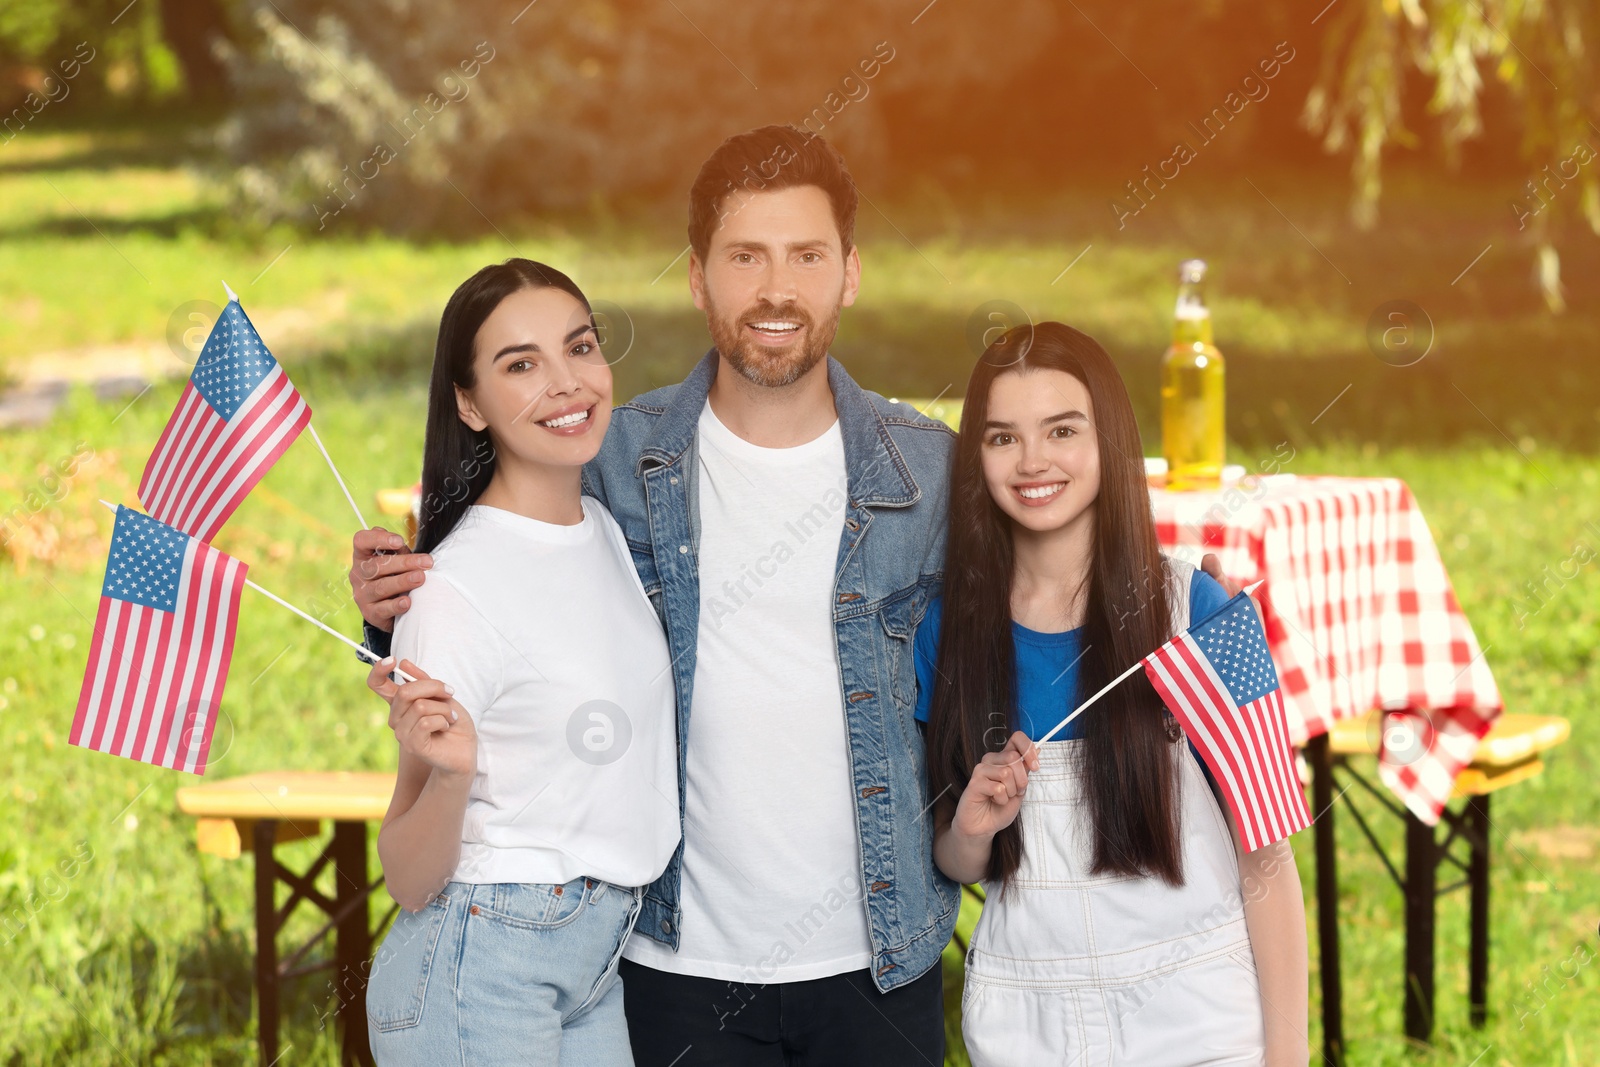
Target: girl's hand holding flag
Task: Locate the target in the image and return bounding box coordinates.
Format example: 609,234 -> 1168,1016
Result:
954,730 -> 1040,841
936,730 -> 1041,886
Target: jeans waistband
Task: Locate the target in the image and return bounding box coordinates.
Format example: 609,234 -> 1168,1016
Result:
589,880 -> 647,905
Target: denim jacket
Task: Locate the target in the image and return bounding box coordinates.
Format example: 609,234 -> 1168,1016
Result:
366,350 -> 959,992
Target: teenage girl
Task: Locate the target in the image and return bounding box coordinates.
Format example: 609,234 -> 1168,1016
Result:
917,322 -> 1309,1066
360,259 -> 680,1065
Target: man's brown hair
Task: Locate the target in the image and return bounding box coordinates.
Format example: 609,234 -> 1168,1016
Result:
688,124 -> 858,260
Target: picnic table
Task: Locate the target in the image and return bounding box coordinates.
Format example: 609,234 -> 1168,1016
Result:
1323,709 -> 1570,1047
175,771 -> 396,1067
1147,470 -> 1569,1062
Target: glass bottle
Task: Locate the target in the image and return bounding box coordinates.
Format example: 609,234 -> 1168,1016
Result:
1160,259 -> 1225,491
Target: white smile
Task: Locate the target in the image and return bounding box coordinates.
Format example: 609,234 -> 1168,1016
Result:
539,409 -> 589,428
748,320 -> 802,334
1017,483 -> 1066,500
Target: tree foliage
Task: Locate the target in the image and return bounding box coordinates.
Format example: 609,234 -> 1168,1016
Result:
216,0 -> 1057,232
0,0 -> 189,103
131,0 -> 1597,310
1305,0 -> 1598,309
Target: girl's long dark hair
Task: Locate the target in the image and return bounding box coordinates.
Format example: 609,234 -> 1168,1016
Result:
927,322 -> 1186,890
414,258 -> 591,555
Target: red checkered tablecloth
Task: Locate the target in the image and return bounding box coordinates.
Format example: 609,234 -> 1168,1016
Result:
1151,474 -> 1502,824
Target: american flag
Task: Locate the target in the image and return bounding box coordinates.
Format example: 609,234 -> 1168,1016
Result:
139,297 -> 310,541
70,506 -> 247,774
1143,592 -> 1313,852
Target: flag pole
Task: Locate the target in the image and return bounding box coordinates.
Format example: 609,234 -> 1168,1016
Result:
306,422 -> 370,530
240,577 -> 413,683
221,280 -> 369,531
1035,659 -> 1143,745
1032,577 -> 1268,747
99,500 -> 411,683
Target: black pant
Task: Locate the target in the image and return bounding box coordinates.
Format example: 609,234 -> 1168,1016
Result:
619,957 -> 946,1066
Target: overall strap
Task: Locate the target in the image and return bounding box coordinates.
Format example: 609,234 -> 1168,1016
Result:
1161,553 -> 1197,636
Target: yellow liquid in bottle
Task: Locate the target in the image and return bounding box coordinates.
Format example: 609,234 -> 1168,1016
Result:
1160,269 -> 1225,491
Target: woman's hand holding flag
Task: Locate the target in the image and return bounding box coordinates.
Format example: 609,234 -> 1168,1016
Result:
366,656 -> 477,780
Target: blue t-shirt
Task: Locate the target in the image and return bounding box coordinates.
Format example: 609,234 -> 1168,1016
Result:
913,570 -> 1231,788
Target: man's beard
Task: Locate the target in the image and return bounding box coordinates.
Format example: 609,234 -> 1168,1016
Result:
707,297 -> 842,388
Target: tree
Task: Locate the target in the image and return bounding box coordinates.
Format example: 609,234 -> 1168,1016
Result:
0,0 -> 223,105
215,0 -> 1056,232
215,0 -> 1598,317
1305,0 -> 1598,311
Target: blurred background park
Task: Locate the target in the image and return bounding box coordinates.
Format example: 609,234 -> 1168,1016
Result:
0,0 -> 1596,1063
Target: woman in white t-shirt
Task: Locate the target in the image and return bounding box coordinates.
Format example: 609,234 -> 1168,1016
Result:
360,259 -> 679,1066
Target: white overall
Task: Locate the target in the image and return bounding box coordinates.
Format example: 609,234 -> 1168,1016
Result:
960,557 -> 1267,1067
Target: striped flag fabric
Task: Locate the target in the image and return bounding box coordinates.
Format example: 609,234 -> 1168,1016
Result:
139,296 -> 310,541
1143,591 -> 1312,851
70,505 -> 247,774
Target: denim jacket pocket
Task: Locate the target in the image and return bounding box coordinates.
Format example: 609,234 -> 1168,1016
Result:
878,589 -> 921,709
367,891 -> 452,1033
479,877 -> 592,930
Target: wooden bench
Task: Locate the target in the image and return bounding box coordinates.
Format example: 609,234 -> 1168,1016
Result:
177,771 -> 398,1067
1307,712 -> 1570,1061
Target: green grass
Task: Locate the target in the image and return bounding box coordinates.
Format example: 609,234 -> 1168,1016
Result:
2,122 -> 1597,1064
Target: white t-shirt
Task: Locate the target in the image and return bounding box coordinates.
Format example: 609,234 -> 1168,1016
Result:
622,401 -> 872,983
391,498 -> 680,889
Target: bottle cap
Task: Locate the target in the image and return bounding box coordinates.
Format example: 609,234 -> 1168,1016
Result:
1175,258 -> 1211,320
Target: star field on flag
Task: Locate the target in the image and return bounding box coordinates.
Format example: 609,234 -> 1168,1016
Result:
138,297 -> 311,541
70,506 -> 248,774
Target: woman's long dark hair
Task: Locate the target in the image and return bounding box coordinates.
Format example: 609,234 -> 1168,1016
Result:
414,258 -> 592,555
927,322 -> 1186,891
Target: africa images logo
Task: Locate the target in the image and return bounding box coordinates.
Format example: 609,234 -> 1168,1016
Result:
567,699 -> 633,766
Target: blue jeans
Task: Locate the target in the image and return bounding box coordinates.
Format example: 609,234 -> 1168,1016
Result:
367,876 -> 645,1066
